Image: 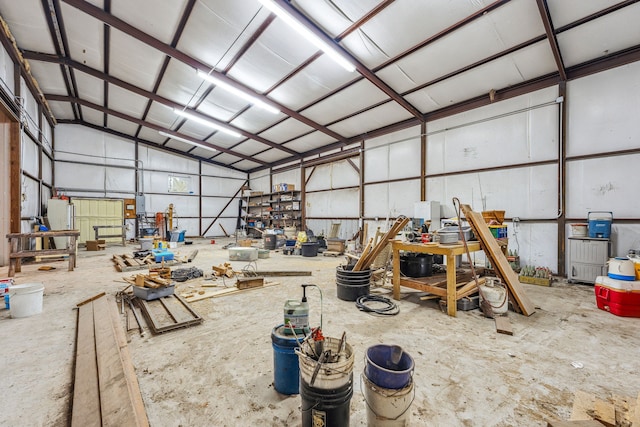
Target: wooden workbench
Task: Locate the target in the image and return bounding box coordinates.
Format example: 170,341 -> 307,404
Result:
391,240 -> 482,317
6,230 -> 80,277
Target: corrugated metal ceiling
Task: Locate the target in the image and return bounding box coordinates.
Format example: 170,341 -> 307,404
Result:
0,0 -> 638,172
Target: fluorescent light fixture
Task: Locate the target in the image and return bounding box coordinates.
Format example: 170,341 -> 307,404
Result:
258,0 -> 355,73
172,108 -> 241,138
197,70 -> 280,114
159,131 -> 217,152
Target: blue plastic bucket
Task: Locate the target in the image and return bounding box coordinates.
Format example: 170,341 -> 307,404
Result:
365,344 -> 414,389
271,324 -> 304,395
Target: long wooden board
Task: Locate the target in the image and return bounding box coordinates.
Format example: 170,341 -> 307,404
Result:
72,294 -> 149,427
183,281 -> 281,302
460,204 -> 536,316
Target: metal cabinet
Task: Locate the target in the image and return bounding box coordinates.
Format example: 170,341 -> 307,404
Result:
568,237 -> 610,284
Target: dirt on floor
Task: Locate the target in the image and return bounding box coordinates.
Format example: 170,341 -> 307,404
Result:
1,237 -> 638,426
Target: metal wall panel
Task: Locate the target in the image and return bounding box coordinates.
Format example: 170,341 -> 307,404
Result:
567,62 -> 640,157
306,188 -> 358,217
306,160 -> 358,192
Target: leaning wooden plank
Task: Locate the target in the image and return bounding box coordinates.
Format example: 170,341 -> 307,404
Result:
107,295 -> 149,427
71,302 -> 101,427
461,204 -> 536,316
92,295 -> 141,427
354,217 -> 410,271
352,238 -> 374,271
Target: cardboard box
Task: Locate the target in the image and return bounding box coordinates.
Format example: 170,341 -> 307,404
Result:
86,240 -> 106,251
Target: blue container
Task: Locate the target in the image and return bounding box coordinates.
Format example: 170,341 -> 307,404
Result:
271,324 -> 304,395
152,249 -> 174,262
588,211 -> 612,238
365,344 -> 414,389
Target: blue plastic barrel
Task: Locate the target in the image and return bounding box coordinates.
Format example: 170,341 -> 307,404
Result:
271,324 -> 304,395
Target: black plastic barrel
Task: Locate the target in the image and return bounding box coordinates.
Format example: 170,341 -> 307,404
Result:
264,234 -> 277,250
336,264 -> 371,301
300,375 -> 353,427
400,253 -> 433,277
301,242 -> 319,257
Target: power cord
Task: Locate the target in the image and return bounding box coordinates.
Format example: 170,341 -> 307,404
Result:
355,295 -> 399,316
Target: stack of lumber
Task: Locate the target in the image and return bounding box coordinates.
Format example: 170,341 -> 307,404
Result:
212,263 -> 237,278
72,293 -> 149,426
353,217 -> 410,271
133,273 -> 171,289
112,254 -> 181,272
460,204 -> 535,316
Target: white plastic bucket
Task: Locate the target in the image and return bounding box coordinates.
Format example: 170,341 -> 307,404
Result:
362,374 -> 414,426
296,336 -> 354,390
9,283 -> 44,318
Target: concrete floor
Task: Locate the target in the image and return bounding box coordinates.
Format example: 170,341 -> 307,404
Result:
1,237 -> 638,426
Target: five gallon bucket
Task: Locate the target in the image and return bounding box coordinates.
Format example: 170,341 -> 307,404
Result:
9,283 -> 44,318
264,234 -> 277,250
301,242 -> 319,257
301,375 -> 353,427
365,345 -> 414,389
336,264 -> 371,301
297,336 -> 355,390
271,324 -> 304,395
363,374 -> 414,427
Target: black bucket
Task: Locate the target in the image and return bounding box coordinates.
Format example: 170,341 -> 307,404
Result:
336,264 -> 371,301
301,375 -> 353,427
264,234 -> 277,250
400,253 -> 433,277
301,242 -> 319,257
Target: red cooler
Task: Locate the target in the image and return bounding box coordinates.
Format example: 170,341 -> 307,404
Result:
594,275 -> 640,317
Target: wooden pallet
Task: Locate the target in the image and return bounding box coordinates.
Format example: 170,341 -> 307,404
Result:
72,294 -> 149,427
136,294 -> 203,334
112,254 -> 181,272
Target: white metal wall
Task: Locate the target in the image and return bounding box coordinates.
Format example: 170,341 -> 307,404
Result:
54,125 -> 246,237
566,62 -> 640,258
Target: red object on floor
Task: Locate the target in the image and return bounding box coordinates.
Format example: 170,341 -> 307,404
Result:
594,276 -> 640,317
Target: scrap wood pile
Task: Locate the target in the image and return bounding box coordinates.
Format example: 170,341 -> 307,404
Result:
123,266 -> 172,289
546,390 -> 640,426
459,203 -> 536,317
352,216 -> 411,272
72,293 -> 149,426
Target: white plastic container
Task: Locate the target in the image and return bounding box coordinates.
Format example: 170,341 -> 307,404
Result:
228,247 -> 258,261
9,283 -> 44,318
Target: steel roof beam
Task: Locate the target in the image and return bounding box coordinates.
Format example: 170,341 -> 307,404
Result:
60,0 -> 347,143
58,119 -> 243,171
23,51 -> 299,157
267,0 -> 423,120
536,0 -> 567,81
46,94 -> 269,165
